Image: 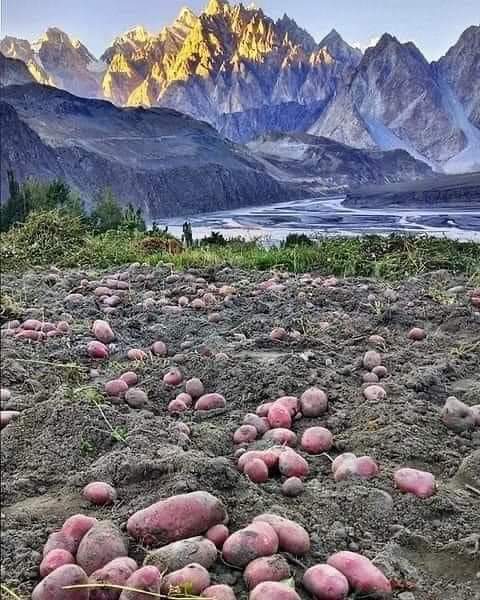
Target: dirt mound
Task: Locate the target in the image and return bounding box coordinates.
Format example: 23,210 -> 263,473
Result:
1,265 -> 479,599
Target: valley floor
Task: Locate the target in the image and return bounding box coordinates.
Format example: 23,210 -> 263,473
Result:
1,265 -> 480,599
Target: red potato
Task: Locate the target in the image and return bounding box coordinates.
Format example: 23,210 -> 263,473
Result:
301,427 -> 333,454
185,378 -> 205,399
175,392 -> 193,407
43,531 -> 76,558
89,557 -> 138,600
327,551 -> 391,595
332,454 -> 378,481
233,425 -> 258,444
92,320 -> 115,344
168,399 -> 188,413
120,371 -> 138,387
82,482 -> 117,506
16,329 -> 45,341
303,564 -> 349,600
0,387 -> 12,401
125,388 -> 148,408
128,349 -> 148,361
191,298 -> 206,310
332,453 -> 356,473
118,566 -> 162,600
249,581 -> 301,600
263,428 -> 297,447
87,341 -> 109,359
274,396 -> 299,417
21,318 -> 42,330
253,514 -> 310,555
105,379 -> 128,397
76,520 -> 128,575
278,449 -> 309,479
32,565 -> 89,600
362,350 -> 382,370
362,372 -> 379,384
222,522 -> 279,567
94,286 -> 112,297
0,410 -> 20,429
39,549 -> 75,578
163,369 -> 184,386
243,413 -> 270,435
441,396 -> 476,432
407,327 -> 426,341
144,536 -> 217,572
372,365 -> 387,379
161,563 -> 210,595
244,458 -> 269,483
61,514 -> 97,553
394,467 -> 436,498
271,327 -> 288,342
237,451 -> 275,472
354,456 -> 379,479
127,491 -> 227,546
267,403 -> 292,429
243,554 -> 290,590
195,393 -> 226,411
178,296 -> 190,307
472,405 -> 480,426
40,321 -> 56,333
201,584 -> 236,600
256,402 -> 274,417
363,385 -> 386,401
300,388 -> 328,417
151,341 -> 167,356
281,477 -> 304,497
206,524 -> 229,549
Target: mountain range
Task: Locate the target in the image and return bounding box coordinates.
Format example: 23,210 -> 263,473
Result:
1,0 -> 479,173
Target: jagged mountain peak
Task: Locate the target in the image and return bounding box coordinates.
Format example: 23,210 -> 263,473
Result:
319,28 -> 362,62
205,0 -> 230,16
176,6 -> 198,27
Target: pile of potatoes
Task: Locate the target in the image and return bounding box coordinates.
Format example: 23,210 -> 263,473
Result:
1,318 -> 71,342
33,489 -> 395,600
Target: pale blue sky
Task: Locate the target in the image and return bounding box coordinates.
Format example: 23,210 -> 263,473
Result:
2,0 -> 478,60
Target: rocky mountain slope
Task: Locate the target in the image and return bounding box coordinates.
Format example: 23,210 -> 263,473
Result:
1,2 -> 478,172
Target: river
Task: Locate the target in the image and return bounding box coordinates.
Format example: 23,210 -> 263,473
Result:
163,196 -> 480,243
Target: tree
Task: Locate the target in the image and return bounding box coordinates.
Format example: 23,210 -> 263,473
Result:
122,203 -> 146,232
46,179 -> 71,209
0,171 -> 30,231
89,188 -> 124,233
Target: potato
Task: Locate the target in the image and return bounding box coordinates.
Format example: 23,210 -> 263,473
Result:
206,525 -> 229,549
118,566 -> 162,600
362,372 -> 379,384
92,320 -> 115,344
243,554 -> 290,590
22,318 -> 42,330
327,551 -> 391,594
237,451 -> 274,472
82,482 -> 117,506
303,564 -> 349,600
362,385 -> 386,401
274,396 -> 299,416
195,393 -> 226,411
263,428 -> 297,447
127,491 -> 227,545
163,368 -> 184,386
394,467 -> 436,498
176,392 -> 193,407
32,565 -> 90,600
178,296 -> 190,307
300,388 -> 328,417
39,549 -> 75,578
201,584 -> 236,599
43,531 -> 76,557
144,536 -> 217,572
16,329 -> 45,341
244,458 -> 269,483
256,402 -> 274,417
117,385 -> 144,408
87,341 -> 109,359
472,405 -> 480,426
362,351 -> 382,370
76,520 -> 128,575
267,403 -> 292,429
249,581 -> 301,600
281,477 -> 304,497
253,514 -> 310,555
441,396 -> 476,432
105,379 -> 128,397
233,425 -> 258,444
0,387 -> 12,402
332,454 -> 378,481
301,427 -> 333,454
243,413 -> 270,435
120,372 -> 138,387
0,410 -> 20,429
61,514 -> 98,553
372,365 -> 387,379
271,327 -> 288,341
407,327 -> 426,341
168,398 -> 189,413
89,557 -> 138,600
222,522 -> 279,567
278,449 -> 309,479
191,298 -> 206,310
161,563 -> 210,595
151,341 -> 167,356
185,378 -> 205,399
127,349 -> 147,361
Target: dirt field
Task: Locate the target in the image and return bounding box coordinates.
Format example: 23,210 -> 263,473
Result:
1,264 -> 479,599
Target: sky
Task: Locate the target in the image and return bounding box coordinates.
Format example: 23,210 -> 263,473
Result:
1,0 -> 478,60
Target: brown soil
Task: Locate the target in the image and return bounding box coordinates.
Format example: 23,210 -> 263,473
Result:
1,265 -> 479,599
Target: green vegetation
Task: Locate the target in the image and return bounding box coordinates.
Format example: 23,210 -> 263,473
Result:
1,173 -> 479,280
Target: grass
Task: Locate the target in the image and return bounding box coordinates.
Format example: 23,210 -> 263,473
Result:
1,211 -> 479,280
